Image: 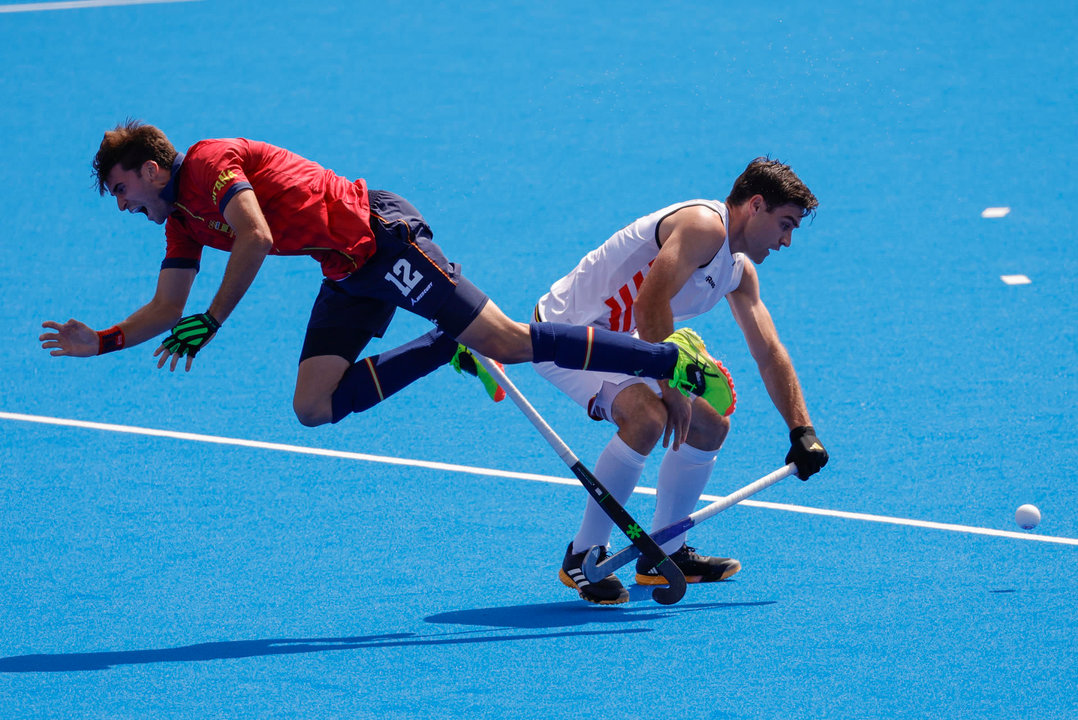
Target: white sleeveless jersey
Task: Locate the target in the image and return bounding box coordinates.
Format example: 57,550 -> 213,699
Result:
537,200 -> 746,333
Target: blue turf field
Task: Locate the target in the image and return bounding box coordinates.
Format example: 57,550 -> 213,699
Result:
1,1 -> 1076,718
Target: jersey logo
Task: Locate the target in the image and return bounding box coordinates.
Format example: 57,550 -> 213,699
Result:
211,169 -> 238,206
411,282 -> 433,306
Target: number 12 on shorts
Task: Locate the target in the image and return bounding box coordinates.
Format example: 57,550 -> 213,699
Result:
385,258 -> 424,297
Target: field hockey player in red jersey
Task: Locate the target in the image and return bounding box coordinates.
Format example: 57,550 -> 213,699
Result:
41,121 -> 734,435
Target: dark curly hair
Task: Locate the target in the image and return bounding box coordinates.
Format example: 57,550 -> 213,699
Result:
93,120 -> 177,195
726,157 -> 818,218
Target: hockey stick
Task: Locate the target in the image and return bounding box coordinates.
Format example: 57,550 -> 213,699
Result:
582,463 -> 798,583
472,352 -> 687,605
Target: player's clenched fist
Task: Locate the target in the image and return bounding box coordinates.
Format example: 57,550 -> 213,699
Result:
786,425 -> 828,480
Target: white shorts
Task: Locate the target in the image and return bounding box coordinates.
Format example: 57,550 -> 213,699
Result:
532,361 -> 661,422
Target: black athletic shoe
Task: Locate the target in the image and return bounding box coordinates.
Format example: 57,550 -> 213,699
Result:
559,542 -> 629,605
635,545 -> 741,585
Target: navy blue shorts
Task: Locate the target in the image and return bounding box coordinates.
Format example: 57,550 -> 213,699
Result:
299,190 -> 489,363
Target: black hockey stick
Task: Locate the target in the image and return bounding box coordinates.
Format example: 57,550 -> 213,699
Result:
582,463 -> 797,582
472,353 -> 686,605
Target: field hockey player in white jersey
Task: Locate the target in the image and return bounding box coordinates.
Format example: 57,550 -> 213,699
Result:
537,157 -> 830,604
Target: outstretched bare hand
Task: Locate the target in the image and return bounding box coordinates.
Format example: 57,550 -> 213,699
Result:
40,319 -> 98,357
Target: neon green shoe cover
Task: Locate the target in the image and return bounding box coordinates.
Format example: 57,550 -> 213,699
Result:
450,345 -> 506,402
665,328 -> 736,416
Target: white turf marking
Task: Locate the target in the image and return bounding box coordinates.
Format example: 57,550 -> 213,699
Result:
981,207 -> 1011,218
1001,274 -> 1032,285
0,0 -> 200,13
3,411 -> 1077,547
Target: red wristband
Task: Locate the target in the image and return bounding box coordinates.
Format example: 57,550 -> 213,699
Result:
97,325 -> 125,355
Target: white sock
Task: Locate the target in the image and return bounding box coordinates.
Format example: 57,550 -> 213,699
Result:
652,443 -> 717,554
571,434 -> 647,554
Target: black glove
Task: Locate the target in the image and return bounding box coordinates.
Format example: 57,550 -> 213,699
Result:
161,312 -> 221,357
785,425 -> 828,480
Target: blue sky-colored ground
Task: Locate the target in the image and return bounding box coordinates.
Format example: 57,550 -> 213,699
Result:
1,1 -> 1076,718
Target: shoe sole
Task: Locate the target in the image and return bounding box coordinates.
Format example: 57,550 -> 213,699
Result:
486,360 -> 507,402
635,560 -> 742,585
670,329 -> 736,415
558,569 -> 629,605
453,348 -> 507,402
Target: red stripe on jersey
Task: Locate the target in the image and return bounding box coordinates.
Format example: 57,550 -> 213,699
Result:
604,265 -> 653,333
604,297 -> 622,332
617,285 -> 634,332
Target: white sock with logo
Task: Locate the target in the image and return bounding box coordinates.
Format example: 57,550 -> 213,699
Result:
571,434 -> 647,555
652,443 -> 718,554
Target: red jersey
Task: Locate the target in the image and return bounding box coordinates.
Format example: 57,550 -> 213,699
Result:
163,139 -> 377,280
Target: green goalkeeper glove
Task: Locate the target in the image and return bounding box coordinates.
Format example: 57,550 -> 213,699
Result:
162,312 -> 221,357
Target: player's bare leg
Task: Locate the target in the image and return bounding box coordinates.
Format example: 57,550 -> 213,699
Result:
454,301 -> 534,362
293,355 -> 350,426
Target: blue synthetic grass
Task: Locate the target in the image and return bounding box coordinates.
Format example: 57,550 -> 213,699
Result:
1,1 -> 1076,718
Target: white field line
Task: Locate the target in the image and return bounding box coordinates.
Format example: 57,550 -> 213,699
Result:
0,0 -> 200,13
3,411 -> 1076,547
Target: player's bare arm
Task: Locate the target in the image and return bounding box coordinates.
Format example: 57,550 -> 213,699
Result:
633,206 -> 728,340
634,206 -> 728,450
728,262 -> 827,479
727,262 -> 811,429
206,188 -> 274,323
40,268 -> 196,357
155,188 -> 273,372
